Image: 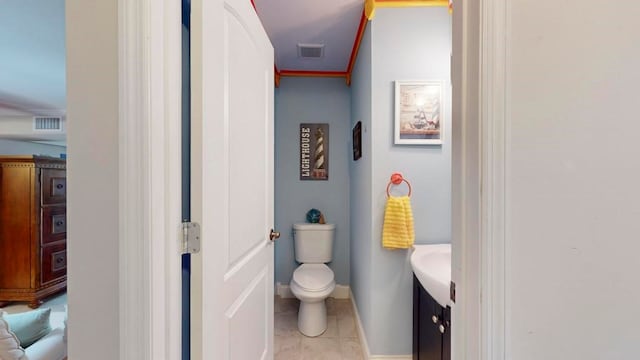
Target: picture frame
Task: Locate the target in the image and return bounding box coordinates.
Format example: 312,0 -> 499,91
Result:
394,80 -> 444,145
352,121 -> 362,161
299,123 -> 329,180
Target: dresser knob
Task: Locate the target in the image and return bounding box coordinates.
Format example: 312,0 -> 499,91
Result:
56,184 -> 64,189
432,315 -> 439,324
439,324 -> 446,334
56,221 -> 64,226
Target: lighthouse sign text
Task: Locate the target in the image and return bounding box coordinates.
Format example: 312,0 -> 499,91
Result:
299,123 -> 329,180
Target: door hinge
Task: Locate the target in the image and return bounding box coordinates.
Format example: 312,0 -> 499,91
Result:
181,222 -> 200,254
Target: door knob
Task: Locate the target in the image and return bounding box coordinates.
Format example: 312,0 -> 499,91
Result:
269,229 -> 280,241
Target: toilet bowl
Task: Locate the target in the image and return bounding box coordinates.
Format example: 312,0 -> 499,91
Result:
290,223 -> 336,336
290,263 -> 335,337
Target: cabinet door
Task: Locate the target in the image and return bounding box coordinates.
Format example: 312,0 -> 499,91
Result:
442,306 -> 451,360
413,277 -> 420,359
415,276 -> 443,360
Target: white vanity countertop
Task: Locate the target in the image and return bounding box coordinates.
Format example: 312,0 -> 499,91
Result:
411,244 -> 452,307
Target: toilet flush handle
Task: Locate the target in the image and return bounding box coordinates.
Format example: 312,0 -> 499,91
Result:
269,229 -> 281,242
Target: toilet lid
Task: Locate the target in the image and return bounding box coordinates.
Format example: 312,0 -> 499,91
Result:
292,264 -> 334,291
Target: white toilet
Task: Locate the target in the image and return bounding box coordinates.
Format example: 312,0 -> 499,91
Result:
290,223 -> 336,337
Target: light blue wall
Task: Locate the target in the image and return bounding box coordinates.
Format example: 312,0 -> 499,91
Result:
372,8 -> 452,248
0,139 -> 66,157
274,77 -> 351,286
350,7 -> 452,356
349,24 -> 374,338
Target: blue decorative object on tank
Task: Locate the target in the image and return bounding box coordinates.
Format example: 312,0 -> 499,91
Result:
306,208 -> 322,223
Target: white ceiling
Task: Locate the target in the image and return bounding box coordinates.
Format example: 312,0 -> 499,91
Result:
0,0 -> 66,117
253,0 -> 363,72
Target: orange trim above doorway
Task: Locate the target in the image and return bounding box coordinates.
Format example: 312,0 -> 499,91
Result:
366,0 -> 449,19
275,65 -> 281,87
279,70 -> 347,78
345,12 -> 368,86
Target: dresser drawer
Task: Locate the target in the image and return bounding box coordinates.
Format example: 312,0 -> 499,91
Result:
41,169 -> 66,205
42,206 -> 66,245
41,243 -> 66,285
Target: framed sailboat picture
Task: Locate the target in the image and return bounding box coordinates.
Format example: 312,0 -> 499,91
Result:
394,80 -> 444,145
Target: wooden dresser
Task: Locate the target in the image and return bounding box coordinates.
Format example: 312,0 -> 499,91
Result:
0,155 -> 67,308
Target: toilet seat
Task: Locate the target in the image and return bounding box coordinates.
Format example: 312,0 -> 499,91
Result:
292,264 -> 334,292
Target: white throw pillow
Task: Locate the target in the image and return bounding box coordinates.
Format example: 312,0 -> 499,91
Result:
0,311 -> 25,360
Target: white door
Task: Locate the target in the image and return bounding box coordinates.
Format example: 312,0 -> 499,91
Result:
190,0 -> 275,358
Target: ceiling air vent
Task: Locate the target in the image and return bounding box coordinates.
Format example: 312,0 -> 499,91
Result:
297,43 -> 324,58
33,117 -> 63,131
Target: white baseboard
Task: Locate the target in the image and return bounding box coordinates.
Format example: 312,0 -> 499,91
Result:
331,284 -> 350,299
276,282 -> 294,298
275,283 -> 350,299
349,290 -> 412,360
349,292 -> 372,359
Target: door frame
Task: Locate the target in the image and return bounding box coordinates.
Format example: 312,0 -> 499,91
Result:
117,0 -> 509,359
118,0 -> 182,358
451,0 -> 508,359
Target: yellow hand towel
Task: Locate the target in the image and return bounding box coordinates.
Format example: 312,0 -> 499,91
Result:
382,195 -> 415,249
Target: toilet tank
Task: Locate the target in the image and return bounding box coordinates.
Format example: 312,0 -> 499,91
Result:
293,223 -> 335,263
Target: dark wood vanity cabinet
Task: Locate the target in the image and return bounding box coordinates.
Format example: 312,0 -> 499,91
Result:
0,156 -> 67,308
413,275 -> 451,360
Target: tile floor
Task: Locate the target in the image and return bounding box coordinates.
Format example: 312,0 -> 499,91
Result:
274,296 -> 364,360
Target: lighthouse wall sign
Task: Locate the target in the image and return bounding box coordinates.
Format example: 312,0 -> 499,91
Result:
299,123 -> 329,180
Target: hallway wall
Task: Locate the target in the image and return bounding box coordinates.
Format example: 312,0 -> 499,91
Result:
274,77 -> 352,286
503,2 -> 640,358
66,0 -> 120,358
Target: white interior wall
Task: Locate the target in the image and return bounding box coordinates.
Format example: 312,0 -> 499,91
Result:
65,0 -> 120,359
0,116 -> 66,141
0,117 -> 39,133
505,2 -> 640,358
451,0 -> 481,358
